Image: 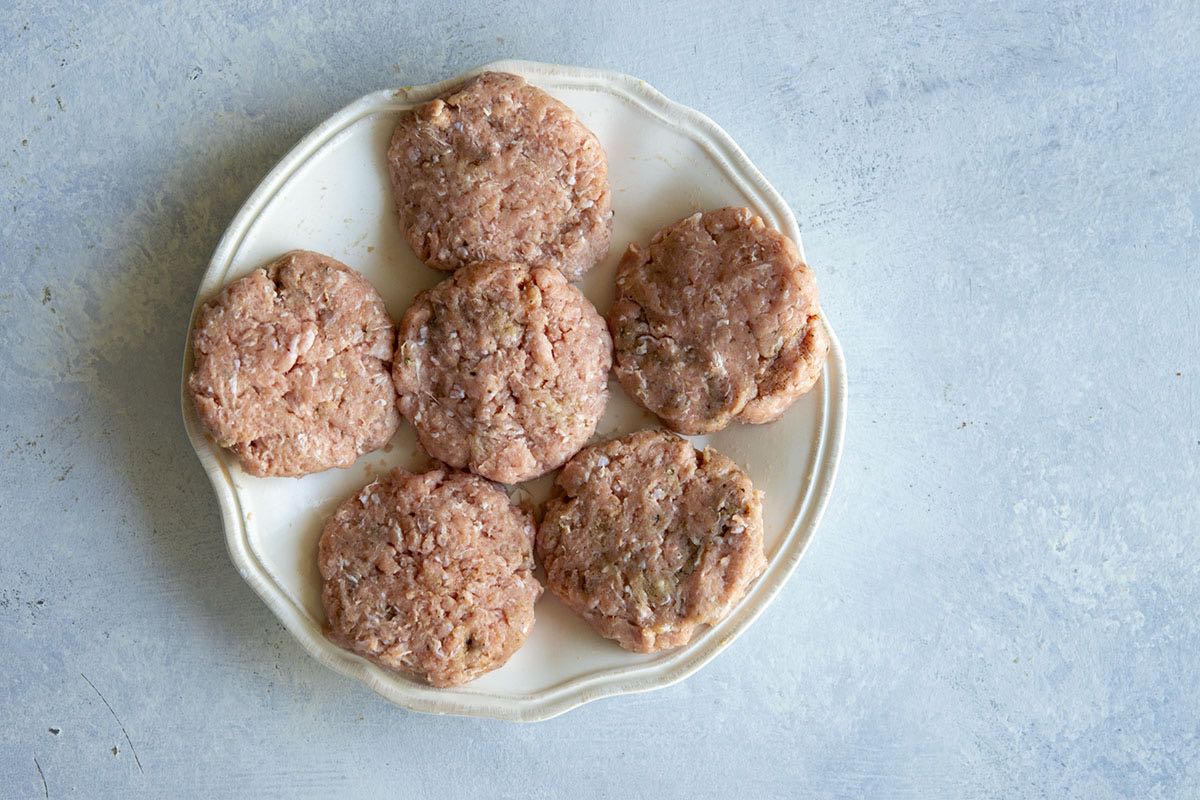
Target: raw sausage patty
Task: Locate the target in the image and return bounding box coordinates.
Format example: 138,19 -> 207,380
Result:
388,71 -> 611,281
393,260 -> 611,484
188,250 -> 399,477
319,466 -> 540,687
609,207 -> 828,434
537,430 -> 766,653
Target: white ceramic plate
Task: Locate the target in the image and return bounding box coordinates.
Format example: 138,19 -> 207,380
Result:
180,60 -> 847,721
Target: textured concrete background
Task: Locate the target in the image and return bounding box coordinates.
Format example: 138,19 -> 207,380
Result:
2,1 -> 1198,797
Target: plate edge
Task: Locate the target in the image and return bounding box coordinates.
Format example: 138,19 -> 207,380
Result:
178,59 -> 848,722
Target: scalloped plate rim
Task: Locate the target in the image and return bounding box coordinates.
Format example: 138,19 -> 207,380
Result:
179,59 -> 847,722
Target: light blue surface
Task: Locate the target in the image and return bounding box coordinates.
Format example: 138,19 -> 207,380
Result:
1,1 -> 1197,797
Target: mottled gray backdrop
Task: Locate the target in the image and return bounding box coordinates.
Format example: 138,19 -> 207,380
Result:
1,1 -> 1197,797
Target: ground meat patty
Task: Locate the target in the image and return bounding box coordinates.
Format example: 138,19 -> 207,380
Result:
319,466 -> 541,687
388,71 -> 611,281
537,430 -> 766,653
393,260 -> 611,484
188,250 -> 399,477
609,207 -> 829,435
